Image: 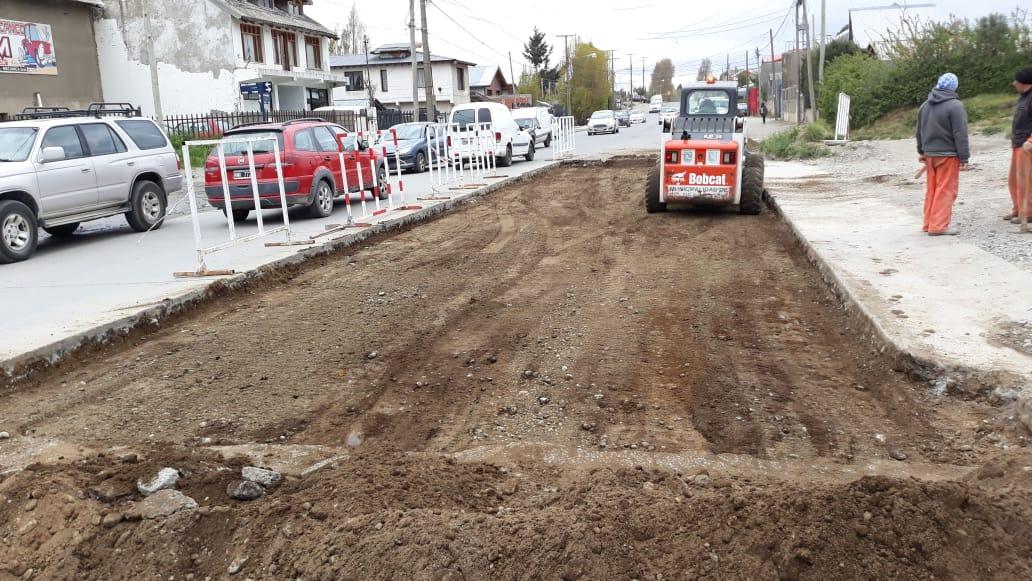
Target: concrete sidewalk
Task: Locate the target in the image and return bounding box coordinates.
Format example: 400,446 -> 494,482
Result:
766,159 -> 1032,407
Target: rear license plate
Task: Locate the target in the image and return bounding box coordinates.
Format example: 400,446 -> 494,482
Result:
667,185 -> 730,200
233,170 -> 251,179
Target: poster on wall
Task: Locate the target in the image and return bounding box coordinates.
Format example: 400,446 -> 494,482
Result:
0,19 -> 58,75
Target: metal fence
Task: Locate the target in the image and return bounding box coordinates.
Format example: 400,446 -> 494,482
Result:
162,108 -> 415,141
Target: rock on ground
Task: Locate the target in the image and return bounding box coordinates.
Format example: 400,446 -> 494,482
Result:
242,466 -> 283,488
227,480 -> 265,501
136,467 -> 180,496
127,489 -> 198,520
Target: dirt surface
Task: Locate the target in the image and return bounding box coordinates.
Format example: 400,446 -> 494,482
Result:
1,160 -> 1030,580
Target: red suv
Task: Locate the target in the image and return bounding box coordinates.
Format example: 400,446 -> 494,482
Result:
204,119 -> 387,222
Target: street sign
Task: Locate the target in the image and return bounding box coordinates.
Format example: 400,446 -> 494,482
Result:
239,81 -> 272,96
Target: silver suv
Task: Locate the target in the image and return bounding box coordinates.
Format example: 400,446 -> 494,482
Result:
0,106 -> 183,263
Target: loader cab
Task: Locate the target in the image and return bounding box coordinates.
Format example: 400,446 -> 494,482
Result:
670,81 -> 740,141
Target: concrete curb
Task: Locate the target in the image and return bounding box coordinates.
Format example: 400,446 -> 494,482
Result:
1,161 -> 563,386
765,191 -> 1029,401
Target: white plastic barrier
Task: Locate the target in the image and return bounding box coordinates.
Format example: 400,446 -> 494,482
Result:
175,136 -> 313,277
552,116 -> 576,159
834,93 -> 851,141
421,123 -> 454,199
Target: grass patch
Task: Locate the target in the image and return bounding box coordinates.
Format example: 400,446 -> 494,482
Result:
760,122 -> 832,160
170,134 -> 213,171
853,92 -> 1014,140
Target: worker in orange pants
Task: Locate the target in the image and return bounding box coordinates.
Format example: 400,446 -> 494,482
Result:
916,72 -> 970,236
1007,67 -> 1032,230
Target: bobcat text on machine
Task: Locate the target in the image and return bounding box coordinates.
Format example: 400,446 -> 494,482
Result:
645,77 -> 764,215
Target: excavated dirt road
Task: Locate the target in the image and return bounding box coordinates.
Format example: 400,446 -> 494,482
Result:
1,160 -> 1031,580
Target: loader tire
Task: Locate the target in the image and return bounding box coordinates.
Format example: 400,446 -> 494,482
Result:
739,152 -> 764,215
645,162 -> 666,213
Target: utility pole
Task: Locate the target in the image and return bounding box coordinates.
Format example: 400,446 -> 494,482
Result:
745,50 -> 749,86
409,0 -> 419,119
725,53 -> 730,81
803,0 -> 818,121
794,0 -> 802,124
418,0 -> 437,121
606,50 -> 615,109
508,52 -> 516,95
628,54 -> 633,101
142,1 -> 164,125
769,28 -> 777,118
556,34 -> 576,117
363,35 -> 374,110
819,0 -> 827,83
641,57 -> 646,96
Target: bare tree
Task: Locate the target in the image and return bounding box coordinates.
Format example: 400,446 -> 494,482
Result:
329,4 -> 368,56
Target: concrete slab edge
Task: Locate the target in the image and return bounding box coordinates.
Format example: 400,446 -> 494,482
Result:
765,192 -> 1029,402
1,161 -> 566,386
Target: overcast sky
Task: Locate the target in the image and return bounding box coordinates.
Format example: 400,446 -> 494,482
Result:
308,0 -> 1026,88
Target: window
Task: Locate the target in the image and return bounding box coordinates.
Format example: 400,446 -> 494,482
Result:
457,67 -> 465,91
416,67 -> 425,88
42,126 -> 85,159
380,69 -> 388,91
81,123 -> 125,156
0,127 -> 38,162
115,120 -> 168,150
293,129 -> 317,152
330,126 -> 357,151
344,71 -> 364,91
477,108 -> 492,124
452,108 -> 475,128
272,29 -> 297,69
241,24 -> 263,63
304,36 -> 321,69
312,126 -> 339,152
306,88 -> 329,110
219,130 -> 283,155
686,90 -> 731,115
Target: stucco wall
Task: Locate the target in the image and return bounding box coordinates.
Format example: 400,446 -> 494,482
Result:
0,0 -> 103,118
94,0 -> 242,116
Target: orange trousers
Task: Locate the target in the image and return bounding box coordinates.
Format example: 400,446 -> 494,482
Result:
923,156 -> 959,234
1010,147 -> 1032,217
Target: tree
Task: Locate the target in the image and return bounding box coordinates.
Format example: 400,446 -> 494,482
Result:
560,42 -> 612,122
329,4 -> 367,56
696,58 -> 712,81
523,27 -> 552,71
650,58 -> 675,100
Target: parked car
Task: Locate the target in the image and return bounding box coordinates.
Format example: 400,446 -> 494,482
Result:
736,102 -> 749,117
448,102 -> 534,166
587,110 -> 618,135
376,122 -> 444,173
660,106 -> 678,131
649,95 -> 663,113
629,110 -> 646,124
0,105 -> 182,263
615,110 -> 631,127
511,107 -> 553,147
169,118 -> 230,140
515,117 -> 548,148
204,119 -> 387,223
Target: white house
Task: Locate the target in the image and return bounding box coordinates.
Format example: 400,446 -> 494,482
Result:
92,0 -> 346,116
329,44 -> 474,116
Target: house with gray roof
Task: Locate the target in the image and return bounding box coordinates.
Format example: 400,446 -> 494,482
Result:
91,0 -> 347,116
329,44 -> 475,115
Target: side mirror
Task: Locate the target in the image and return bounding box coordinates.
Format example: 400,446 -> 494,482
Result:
40,146 -> 65,163
357,139 -> 368,151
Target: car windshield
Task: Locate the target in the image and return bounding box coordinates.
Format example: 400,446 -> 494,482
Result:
218,131 -> 284,155
590,111 -> 614,119
686,90 -> 731,115
615,111 -> 629,118
452,109 -> 476,129
383,123 -> 424,142
0,128 -> 38,162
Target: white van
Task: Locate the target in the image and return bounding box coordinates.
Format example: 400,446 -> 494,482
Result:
648,95 -> 663,113
448,102 -> 534,167
511,107 -> 553,147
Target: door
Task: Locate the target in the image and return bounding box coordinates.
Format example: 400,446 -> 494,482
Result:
330,126 -> 359,192
81,123 -> 133,207
34,125 -> 98,218
291,128 -> 321,194
312,125 -> 342,192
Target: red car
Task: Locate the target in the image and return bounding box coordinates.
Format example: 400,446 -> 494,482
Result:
22,24 -> 55,67
204,119 -> 388,222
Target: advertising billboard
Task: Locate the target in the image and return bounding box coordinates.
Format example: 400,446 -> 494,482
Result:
0,19 -> 58,75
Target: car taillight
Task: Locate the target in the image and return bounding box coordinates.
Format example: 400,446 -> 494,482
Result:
495,132 -> 501,143
447,135 -> 452,147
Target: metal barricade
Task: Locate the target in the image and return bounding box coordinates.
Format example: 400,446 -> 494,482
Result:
551,116 -> 576,159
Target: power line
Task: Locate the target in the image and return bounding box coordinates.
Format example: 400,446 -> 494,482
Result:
428,0 -> 531,70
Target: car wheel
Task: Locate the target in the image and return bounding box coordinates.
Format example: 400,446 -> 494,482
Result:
308,179 -> 334,218
43,223 -> 80,237
0,200 -> 38,263
525,143 -> 535,162
376,165 -> 390,200
498,144 -> 513,167
415,151 -> 427,173
125,180 -> 166,232
223,208 -> 250,223
544,134 -> 552,148
644,163 -> 666,214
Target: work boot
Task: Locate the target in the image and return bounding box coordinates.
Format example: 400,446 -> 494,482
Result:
928,228 -> 959,236
1012,217 -> 1023,224
1003,212 -> 1017,221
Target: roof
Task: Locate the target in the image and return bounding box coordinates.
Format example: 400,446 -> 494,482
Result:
215,0 -> 336,38
329,50 -> 475,69
469,65 -> 507,88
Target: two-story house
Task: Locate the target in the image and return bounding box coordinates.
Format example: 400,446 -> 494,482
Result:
92,0 -> 346,116
329,44 -> 474,116
469,65 -> 514,98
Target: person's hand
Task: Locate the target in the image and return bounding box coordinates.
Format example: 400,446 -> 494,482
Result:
960,162 -> 970,171
918,155 -> 926,162
1023,140 -> 1032,154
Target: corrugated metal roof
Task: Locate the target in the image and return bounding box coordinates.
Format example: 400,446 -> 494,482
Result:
329,51 -> 475,69
217,0 -> 336,38
469,66 -> 503,88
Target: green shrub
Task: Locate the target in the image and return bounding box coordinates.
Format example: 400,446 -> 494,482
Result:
818,53 -> 894,128
170,133 -> 212,171
760,124 -> 831,160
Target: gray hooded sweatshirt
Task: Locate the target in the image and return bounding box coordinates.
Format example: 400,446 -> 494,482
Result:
916,88 -> 969,163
